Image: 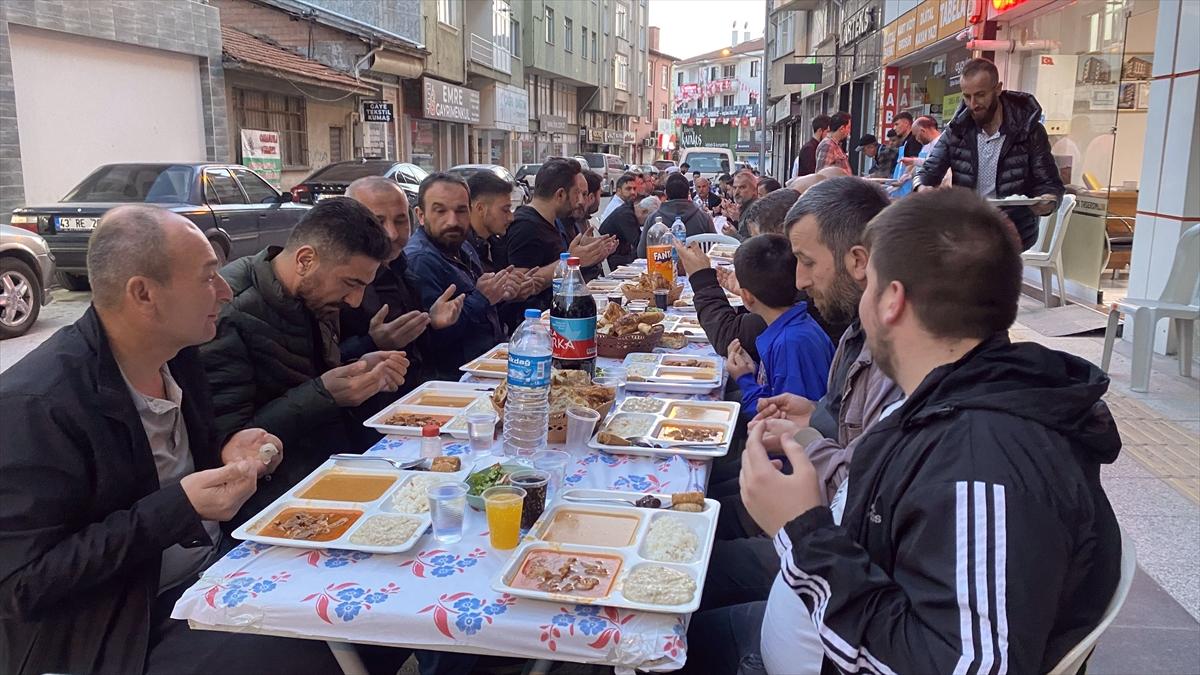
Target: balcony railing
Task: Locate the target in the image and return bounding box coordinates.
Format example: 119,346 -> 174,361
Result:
469,33 -> 511,75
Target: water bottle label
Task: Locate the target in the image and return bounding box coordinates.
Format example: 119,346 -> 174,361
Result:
549,316 -> 597,360
552,278 -> 563,294
508,353 -> 552,388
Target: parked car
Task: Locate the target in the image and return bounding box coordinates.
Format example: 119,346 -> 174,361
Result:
0,224 -> 55,339
678,147 -> 736,181
447,164 -> 526,209
8,163 -> 307,290
580,152 -> 626,196
290,160 -> 427,209
513,163 -> 542,188
652,159 -> 677,172
633,164 -> 661,176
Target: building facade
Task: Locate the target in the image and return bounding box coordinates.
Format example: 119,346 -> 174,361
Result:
631,26 -> 678,165
578,0 -> 652,164
672,34 -> 765,168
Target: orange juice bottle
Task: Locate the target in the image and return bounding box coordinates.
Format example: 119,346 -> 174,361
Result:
483,486 -> 525,549
645,216 -> 675,285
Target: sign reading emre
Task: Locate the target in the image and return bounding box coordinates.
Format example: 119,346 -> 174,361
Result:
362,100 -> 394,123
422,77 -> 480,124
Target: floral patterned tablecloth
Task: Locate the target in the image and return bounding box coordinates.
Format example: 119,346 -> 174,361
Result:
173,343 -> 725,672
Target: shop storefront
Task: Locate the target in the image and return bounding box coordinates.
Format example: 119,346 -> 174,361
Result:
406,77 -> 477,171
877,0 -> 973,137
521,116 -> 575,164
475,81 -> 529,169
582,126 -> 636,161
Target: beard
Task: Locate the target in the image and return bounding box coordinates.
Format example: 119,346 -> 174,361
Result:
296,274 -> 343,317
867,322 -> 898,383
972,96 -> 1000,127
810,267 -> 862,325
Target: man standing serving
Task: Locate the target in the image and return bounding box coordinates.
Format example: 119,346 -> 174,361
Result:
814,112 -> 852,174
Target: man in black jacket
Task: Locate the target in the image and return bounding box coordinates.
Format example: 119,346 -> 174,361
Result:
712,188 -> 1121,675
637,173 -> 716,257
201,199 -> 411,520
0,206 -> 344,674
917,58 -> 1064,250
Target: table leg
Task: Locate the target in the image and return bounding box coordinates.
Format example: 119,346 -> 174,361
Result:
326,641 -> 369,675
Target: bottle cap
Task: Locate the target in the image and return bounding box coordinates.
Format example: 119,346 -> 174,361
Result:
421,424 -> 441,437
525,308 -> 541,319
559,252 -> 570,260
567,256 -> 581,266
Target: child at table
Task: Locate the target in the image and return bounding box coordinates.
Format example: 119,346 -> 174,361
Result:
724,234 -> 834,418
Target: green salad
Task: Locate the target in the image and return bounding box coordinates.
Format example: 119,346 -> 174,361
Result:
465,463 -> 507,496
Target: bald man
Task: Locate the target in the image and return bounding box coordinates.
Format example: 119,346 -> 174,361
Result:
339,176 -> 463,391
0,205 -> 352,674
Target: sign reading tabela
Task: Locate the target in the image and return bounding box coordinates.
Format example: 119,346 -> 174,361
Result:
239,129 -> 282,189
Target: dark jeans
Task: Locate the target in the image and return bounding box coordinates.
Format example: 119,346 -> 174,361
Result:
148,583 -> 476,675
701,535 -> 780,611
680,601 -> 768,675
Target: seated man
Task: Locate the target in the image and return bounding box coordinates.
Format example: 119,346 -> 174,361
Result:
598,172 -> 638,223
695,187 -> 1122,675
723,234 -> 834,418
466,169 -> 546,333
602,194 -> 660,268
406,173 -> 520,378
340,177 -> 464,395
0,205 -> 345,674
202,199 -> 410,519
636,172 -> 715,258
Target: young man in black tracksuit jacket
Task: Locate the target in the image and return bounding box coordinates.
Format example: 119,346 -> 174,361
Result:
687,188 -> 1122,675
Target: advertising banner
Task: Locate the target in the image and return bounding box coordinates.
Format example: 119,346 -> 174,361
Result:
239,129 -> 282,189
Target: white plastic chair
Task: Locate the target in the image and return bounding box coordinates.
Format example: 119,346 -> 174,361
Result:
686,232 -> 741,254
1045,527 -> 1137,675
1100,223 -> 1200,392
1022,194 -> 1078,307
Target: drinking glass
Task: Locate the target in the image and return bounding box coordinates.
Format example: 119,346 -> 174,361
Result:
482,485 -> 525,550
467,412 -> 498,456
653,288 -> 670,310
594,372 -> 626,403
565,406 -> 601,450
508,469 -> 550,530
427,482 -> 468,544
532,450 -> 570,501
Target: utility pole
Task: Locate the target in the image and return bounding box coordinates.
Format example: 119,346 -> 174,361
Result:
758,1 -> 769,173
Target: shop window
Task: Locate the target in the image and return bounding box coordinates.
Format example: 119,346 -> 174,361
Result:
565,17 -> 574,52
545,6 -> 555,44
232,88 -> 307,168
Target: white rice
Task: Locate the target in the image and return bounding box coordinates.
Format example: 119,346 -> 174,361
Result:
642,516 -> 700,563
391,474 -> 447,514
622,565 -> 697,605
348,515 -> 422,546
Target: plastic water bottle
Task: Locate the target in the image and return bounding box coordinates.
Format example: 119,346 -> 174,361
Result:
551,252 -> 571,295
671,216 -> 688,278
504,308 -> 552,457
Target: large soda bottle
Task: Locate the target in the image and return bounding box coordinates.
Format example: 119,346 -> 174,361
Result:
550,257 -> 597,376
671,215 -> 688,279
551,252 -> 570,295
645,216 -> 675,285
504,308 -> 552,457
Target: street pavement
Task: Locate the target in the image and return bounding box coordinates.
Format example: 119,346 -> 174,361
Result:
2,284 -> 1197,674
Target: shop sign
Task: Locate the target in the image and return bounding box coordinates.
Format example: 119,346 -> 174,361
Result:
621,130 -> 637,144
942,93 -> 961,119
991,0 -> 1034,13
913,0 -> 940,51
879,66 -> 899,135
586,129 -> 606,143
478,82 -> 529,133
422,77 -> 480,124
937,0 -> 970,40
840,6 -> 876,49
239,129 -> 282,189
362,100 -> 394,123
542,116 -> 568,133
680,125 -> 731,149
893,10 -> 918,59
880,22 -> 897,64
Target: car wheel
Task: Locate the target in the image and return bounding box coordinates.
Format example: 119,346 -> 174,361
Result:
207,235 -> 230,268
56,271 -> 90,292
0,258 -> 42,339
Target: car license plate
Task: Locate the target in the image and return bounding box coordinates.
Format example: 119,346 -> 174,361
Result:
314,193 -> 338,201
55,216 -> 99,232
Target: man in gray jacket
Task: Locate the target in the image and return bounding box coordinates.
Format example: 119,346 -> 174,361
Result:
636,172 -> 715,257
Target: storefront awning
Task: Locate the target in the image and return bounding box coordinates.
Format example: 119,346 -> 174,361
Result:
221,26 -> 376,95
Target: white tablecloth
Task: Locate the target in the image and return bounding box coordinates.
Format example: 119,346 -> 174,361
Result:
173,344 -> 726,672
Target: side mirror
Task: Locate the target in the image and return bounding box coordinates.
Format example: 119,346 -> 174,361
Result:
277,192 -> 294,204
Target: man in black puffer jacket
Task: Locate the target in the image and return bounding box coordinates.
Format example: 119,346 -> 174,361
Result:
201,199 -> 411,523
636,172 -> 715,257
918,58 -> 1064,250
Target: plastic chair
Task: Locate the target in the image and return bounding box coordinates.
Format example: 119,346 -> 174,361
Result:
1045,527 -> 1137,675
1100,223 -> 1200,392
1022,194 -> 1078,307
686,232 -> 741,254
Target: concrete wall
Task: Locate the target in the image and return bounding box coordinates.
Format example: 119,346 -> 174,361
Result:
305,0 -> 422,47
420,0 -> 464,84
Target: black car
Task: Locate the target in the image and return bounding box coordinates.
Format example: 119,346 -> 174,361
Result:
10,163 -> 307,290
290,160 -> 428,207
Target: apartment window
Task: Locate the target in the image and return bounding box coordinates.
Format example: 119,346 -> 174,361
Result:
661,103 -> 668,119
436,0 -> 458,27
565,17 -> 574,52
591,31 -> 597,62
616,3 -> 628,39
581,25 -> 588,59
494,1 -> 512,54
722,64 -> 735,79
677,71 -> 683,86
638,5 -> 646,49
774,12 -> 795,59
709,66 -> 718,80
722,94 -> 735,107
615,54 -> 629,90
645,100 -> 651,121
660,64 -> 668,89
707,96 -> 716,109
511,17 -> 521,57
537,78 -> 551,116
232,88 -> 307,167
750,59 -> 759,77
545,7 -> 555,44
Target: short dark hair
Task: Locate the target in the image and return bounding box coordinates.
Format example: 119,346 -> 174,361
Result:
718,173 -> 733,184
829,111 -> 851,131
759,177 -> 782,193
863,187 -> 1021,339
533,158 -> 583,199
961,57 -> 1000,86
784,177 -> 890,262
741,188 -> 799,235
734,234 -> 799,308
466,170 -> 513,203
583,170 -> 602,194
894,111 -> 914,124
616,173 -> 638,190
680,162 -> 690,170
665,173 -> 691,200
812,114 -> 832,133
286,197 -> 390,262
88,205 -> 173,308
417,172 -> 469,210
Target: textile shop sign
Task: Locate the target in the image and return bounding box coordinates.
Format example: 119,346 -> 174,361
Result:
362,100 -> 394,123
422,77 -> 480,124
239,129 -> 282,189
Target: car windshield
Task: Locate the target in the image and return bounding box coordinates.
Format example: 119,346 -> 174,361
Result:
63,164 -> 195,203
307,162 -> 397,182
682,153 -> 725,173
581,153 -> 607,169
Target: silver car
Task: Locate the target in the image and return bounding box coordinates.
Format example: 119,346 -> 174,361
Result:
0,224 -> 55,339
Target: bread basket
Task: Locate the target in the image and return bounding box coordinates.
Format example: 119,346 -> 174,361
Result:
621,282 -> 684,303
490,378 -> 616,443
597,324 -> 665,358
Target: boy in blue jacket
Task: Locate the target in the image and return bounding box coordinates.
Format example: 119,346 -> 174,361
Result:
725,234 -> 834,417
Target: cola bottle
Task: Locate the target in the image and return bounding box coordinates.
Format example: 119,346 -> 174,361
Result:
550,256 -> 597,376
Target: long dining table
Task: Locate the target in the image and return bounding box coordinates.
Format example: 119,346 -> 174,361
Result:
172,269 -> 730,674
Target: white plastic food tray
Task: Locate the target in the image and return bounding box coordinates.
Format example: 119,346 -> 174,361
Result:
588,397 -> 739,459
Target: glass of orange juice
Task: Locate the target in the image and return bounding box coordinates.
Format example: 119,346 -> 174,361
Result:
482,485 -> 525,550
